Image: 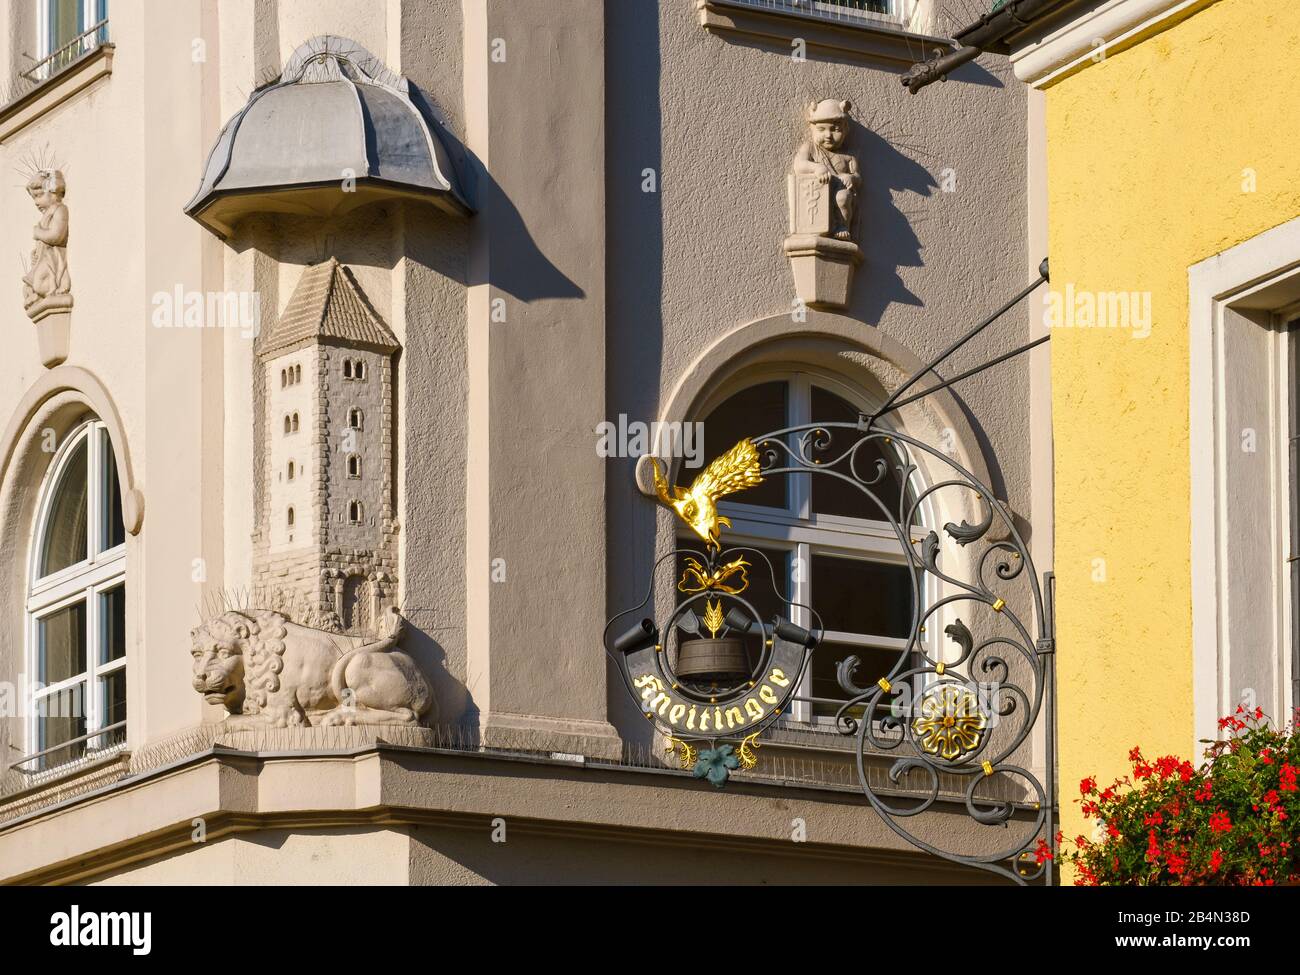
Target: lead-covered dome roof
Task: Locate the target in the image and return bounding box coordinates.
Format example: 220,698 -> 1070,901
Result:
185,35 -> 471,237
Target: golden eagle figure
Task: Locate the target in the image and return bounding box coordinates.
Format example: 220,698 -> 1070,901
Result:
652,438 -> 764,548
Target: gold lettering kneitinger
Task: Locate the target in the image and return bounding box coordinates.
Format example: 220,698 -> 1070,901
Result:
631,667 -> 794,733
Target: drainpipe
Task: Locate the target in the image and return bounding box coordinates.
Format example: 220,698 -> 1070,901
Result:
901,0 -> 1075,94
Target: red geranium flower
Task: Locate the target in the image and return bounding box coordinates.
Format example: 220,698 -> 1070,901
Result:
1033,838 -> 1053,864
1060,715 -> 1300,884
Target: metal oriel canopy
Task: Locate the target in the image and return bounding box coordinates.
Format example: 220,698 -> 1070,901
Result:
185,35 -> 472,238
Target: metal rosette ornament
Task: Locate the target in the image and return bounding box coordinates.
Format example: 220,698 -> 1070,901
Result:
604,439 -> 821,786
749,418 -> 1056,885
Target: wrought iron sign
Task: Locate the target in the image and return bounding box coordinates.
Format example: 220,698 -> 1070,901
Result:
606,439 -> 821,785
606,262 -> 1058,885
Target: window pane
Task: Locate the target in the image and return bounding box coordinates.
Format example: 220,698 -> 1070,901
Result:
100,669 -> 126,730
38,685 -> 85,769
38,436 -> 89,576
38,600 -> 87,685
810,643 -> 900,718
100,585 -> 125,664
100,429 -> 125,551
811,554 -> 914,638
823,1 -> 891,15
683,382 -> 787,510
50,0 -> 81,45
809,386 -> 908,521
674,545 -> 789,673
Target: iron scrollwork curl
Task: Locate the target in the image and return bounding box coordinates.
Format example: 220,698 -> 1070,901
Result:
745,416 -> 1056,885
608,411 -> 1056,883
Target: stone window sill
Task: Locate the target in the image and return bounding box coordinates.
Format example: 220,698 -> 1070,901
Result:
0,42 -> 114,144
697,0 -> 950,67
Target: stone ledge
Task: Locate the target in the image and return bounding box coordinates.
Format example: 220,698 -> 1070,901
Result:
697,0 -> 949,67
0,741 -> 1022,884
0,44 -> 114,143
479,712 -> 624,761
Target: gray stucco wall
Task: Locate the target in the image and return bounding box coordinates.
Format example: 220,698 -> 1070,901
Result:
393,0 -> 472,723
0,0 -> 1044,884
604,2 -> 1031,737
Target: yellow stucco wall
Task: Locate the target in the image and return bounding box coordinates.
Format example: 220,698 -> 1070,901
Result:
1045,0 -> 1300,853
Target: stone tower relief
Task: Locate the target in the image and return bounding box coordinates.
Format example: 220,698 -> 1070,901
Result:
252,258 -> 400,637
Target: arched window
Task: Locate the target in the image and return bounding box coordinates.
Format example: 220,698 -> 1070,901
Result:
343,360 -> 353,380
287,460 -> 295,481
294,364 -> 302,384
287,506 -> 295,528
291,412 -> 300,433
354,361 -> 366,381
283,414 -> 291,435
347,454 -> 361,478
280,368 -> 287,388
347,408 -> 362,431
675,373 -> 918,725
25,419 -> 127,771
348,500 -> 363,524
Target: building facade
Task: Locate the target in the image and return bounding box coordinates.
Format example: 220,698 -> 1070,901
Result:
897,0 -> 1300,876
0,0 -> 1051,884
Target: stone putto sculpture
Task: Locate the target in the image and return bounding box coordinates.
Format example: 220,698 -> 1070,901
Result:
784,98 -> 863,310
21,169 -> 73,318
190,605 -> 434,728
19,166 -> 74,367
790,98 -> 859,241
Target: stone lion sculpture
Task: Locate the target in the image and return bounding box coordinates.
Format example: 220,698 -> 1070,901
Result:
190,606 -> 434,728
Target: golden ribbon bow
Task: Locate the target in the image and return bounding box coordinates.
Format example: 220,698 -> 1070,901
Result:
677,556 -> 750,595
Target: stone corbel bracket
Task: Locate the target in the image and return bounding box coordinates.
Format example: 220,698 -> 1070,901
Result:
783,232 -> 863,310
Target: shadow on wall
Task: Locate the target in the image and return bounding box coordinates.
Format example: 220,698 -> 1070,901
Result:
703,20 -> 1007,90
221,82 -> 583,302
410,83 -> 584,301
847,120 -> 935,325
604,0 -> 663,750
397,619 -> 470,726
403,790 -> 1000,884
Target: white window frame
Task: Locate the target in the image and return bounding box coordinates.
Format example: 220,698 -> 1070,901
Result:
23,419 -> 127,772
36,0 -> 107,60
1189,215 -> 1300,746
809,0 -> 897,20
678,368 -> 939,727
722,0 -> 939,34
